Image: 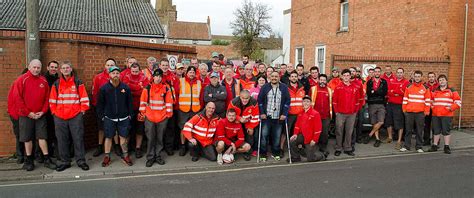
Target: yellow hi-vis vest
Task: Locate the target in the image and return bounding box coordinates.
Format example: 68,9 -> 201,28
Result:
178,78 -> 202,112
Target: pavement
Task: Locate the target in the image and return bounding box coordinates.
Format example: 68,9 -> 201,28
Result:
1,129 -> 473,183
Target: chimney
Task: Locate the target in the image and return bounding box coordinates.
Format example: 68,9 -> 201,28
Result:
207,16 -> 211,25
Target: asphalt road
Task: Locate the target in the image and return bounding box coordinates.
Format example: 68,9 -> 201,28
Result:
1,149 -> 473,198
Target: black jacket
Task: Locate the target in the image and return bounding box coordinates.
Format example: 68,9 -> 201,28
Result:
97,82 -> 133,119
366,78 -> 388,105
203,83 -> 227,115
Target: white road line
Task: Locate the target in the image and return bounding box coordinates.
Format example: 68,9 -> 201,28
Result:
0,151 -> 462,188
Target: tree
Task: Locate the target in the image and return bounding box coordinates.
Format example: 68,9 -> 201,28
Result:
230,0 -> 272,60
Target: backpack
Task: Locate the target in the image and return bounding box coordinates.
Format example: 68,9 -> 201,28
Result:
144,84 -> 169,104
53,77 -> 82,97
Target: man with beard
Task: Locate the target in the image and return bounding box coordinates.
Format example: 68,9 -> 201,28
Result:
308,66 -> 319,88
222,68 -> 242,107
310,74 -> 332,154
242,55 -> 250,68
349,67 -> 365,147
49,62 -> 90,171
258,71 -> 291,161
97,66 -> 134,167
281,71 -> 305,157
295,64 -> 310,94
386,68 -> 410,150
121,63 -> 150,159
401,71 -> 431,153
13,59 -> 57,171
363,67 -> 388,147
204,72 -> 227,118
423,72 -> 439,146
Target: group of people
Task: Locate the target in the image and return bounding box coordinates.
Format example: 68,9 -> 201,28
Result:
7,53 -> 461,172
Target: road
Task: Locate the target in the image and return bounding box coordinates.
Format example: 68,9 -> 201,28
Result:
1,149 -> 473,198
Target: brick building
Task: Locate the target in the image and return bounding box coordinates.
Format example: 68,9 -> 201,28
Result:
290,0 -> 473,127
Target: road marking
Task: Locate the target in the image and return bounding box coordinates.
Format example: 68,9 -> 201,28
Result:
0,150 -> 468,188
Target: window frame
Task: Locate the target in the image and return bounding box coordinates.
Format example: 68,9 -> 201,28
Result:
295,47 -> 304,65
315,45 -> 326,74
340,0 -> 349,31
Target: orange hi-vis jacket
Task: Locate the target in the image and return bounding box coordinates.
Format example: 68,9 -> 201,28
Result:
288,82 -> 306,115
142,68 -> 154,81
49,76 -> 90,120
178,77 -> 202,113
182,112 -> 220,147
402,82 -> 431,114
139,82 -> 173,123
431,86 -> 461,117
228,97 -> 260,129
240,75 -> 256,90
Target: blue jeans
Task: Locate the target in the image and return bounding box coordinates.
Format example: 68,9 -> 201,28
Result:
259,119 -> 283,157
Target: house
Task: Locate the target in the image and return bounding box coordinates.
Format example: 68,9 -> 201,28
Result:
290,0 -> 473,127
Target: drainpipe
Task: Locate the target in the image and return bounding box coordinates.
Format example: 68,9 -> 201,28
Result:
458,3 -> 468,130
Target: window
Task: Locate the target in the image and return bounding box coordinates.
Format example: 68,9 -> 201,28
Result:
340,0 -> 349,31
295,47 -> 304,65
315,45 -> 326,74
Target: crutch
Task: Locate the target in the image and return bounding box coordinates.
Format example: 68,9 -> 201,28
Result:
285,119 -> 292,164
257,120 -> 262,163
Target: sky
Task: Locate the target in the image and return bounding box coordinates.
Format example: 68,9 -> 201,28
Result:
151,0 -> 291,36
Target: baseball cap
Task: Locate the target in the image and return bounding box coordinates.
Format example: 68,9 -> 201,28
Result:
332,67 -> 339,72
153,68 -> 163,77
109,66 -> 121,73
210,72 -> 220,78
176,63 -> 185,69
211,52 -> 219,58
303,95 -> 311,101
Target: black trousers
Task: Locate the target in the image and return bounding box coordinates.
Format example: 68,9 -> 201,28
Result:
290,134 -> 325,162
54,114 -> 86,165
188,141 -> 217,161
9,116 -> 24,158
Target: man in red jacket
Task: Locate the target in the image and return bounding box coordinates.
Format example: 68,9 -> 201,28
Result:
121,63 -> 150,159
386,68 -> 409,149
332,69 -> 364,156
215,108 -> 251,165
49,62 -> 90,172
7,71 -> 26,164
310,74 -> 332,154
13,59 -> 56,171
289,96 -> 326,162
423,72 -> 439,146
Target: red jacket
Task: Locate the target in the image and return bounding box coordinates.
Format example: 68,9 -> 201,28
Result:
382,73 -> 396,82
91,70 -> 109,106
182,113 -> 220,147
310,85 -> 332,119
228,97 -> 260,129
7,83 -> 20,120
328,77 -> 341,90
294,108 -> 322,144
308,77 -> 318,87
402,82 -> 431,114
162,71 -> 180,109
240,75 -> 256,90
288,83 -> 305,115
387,77 -> 409,104
121,71 -> 150,110
215,118 -> 245,148
332,81 -> 364,114
425,81 -> 439,92
431,86 -> 461,117
13,71 -> 50,116
49,76 -> 90,120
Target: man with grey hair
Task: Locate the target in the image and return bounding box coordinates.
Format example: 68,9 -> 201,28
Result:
12,59 -> 57,171
143,56 -> 157,80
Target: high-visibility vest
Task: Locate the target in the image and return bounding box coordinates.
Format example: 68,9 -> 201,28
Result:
178,78 -> 202,112
288,84 -> 305,115
49,76 -> 90,120
402,82 -> 431,114
139,83 -> 173,123
311,86 -> 333,118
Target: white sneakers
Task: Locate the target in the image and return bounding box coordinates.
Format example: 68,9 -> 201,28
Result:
217,153 -> 223,165
400,148 -> 408,152
399,147 -> 424,153
417,149 -> 424,153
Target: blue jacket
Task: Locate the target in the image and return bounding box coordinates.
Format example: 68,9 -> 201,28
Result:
97,82 -> 133,120
258,83 -> 291,118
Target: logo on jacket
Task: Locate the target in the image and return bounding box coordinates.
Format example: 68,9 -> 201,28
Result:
39,83 -> 45,88
121,89 -> 126,93
419,89 -> 425,94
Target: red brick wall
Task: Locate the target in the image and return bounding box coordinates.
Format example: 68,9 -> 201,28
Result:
290,0 -> 474,127
0,30 -> 196,156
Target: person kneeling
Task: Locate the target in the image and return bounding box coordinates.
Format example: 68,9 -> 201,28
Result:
215,109 -> 251,165
288,96 -> 326,163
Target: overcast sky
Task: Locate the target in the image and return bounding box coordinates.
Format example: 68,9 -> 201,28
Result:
151,0 -> 291,36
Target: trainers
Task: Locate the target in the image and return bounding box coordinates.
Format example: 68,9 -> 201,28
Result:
428,145 -> 438,152
243,153 -> 251,161
43,157 -> 57,170
102,155 -> 111,167
259,156 -> 267,162
93,145 -> 103,157
400,147 -> 408,152
395,142 -> 402,150
271,155 -> 281,161
363,136 -> 371,144
343,151 -> 355,156
155,157 -> 165,165
217,153 -> 223,165
334,151 -> 341,156
179,145 -> 187,156
251,151 -> 257,157
121,155 -> 133,166
191,156 -> 199,162
416,148 -> 424,153
135,148 -> 143,159
374,139 -> 381,147
444,145 -> 451,154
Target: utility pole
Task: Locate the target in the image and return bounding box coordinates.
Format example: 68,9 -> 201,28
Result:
26,0 -> 40,63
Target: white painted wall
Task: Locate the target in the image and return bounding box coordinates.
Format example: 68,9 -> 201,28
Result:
282,9 -> 291,64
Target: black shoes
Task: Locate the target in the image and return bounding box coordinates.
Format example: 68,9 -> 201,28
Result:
334,151 -> 341,156
145,159 -> 155,167
56,164 -> 71,172
17,157 -> 24,164
444,145 -> 451,154
23,156 -> 35,171
135,148 -> 143,159
43,157 -> 57,170
243,153 -> 251,161
93,145 -> 103,157
428,145 -> 438,152
78,163 -> 89,171
155,157 -> 165,165
374,140 -> 381,147
344,151 -> 355,156
363,136 -> 371,144
191,156 -> 199,162
165,149 -> 174,156
179,145 -> 187,156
